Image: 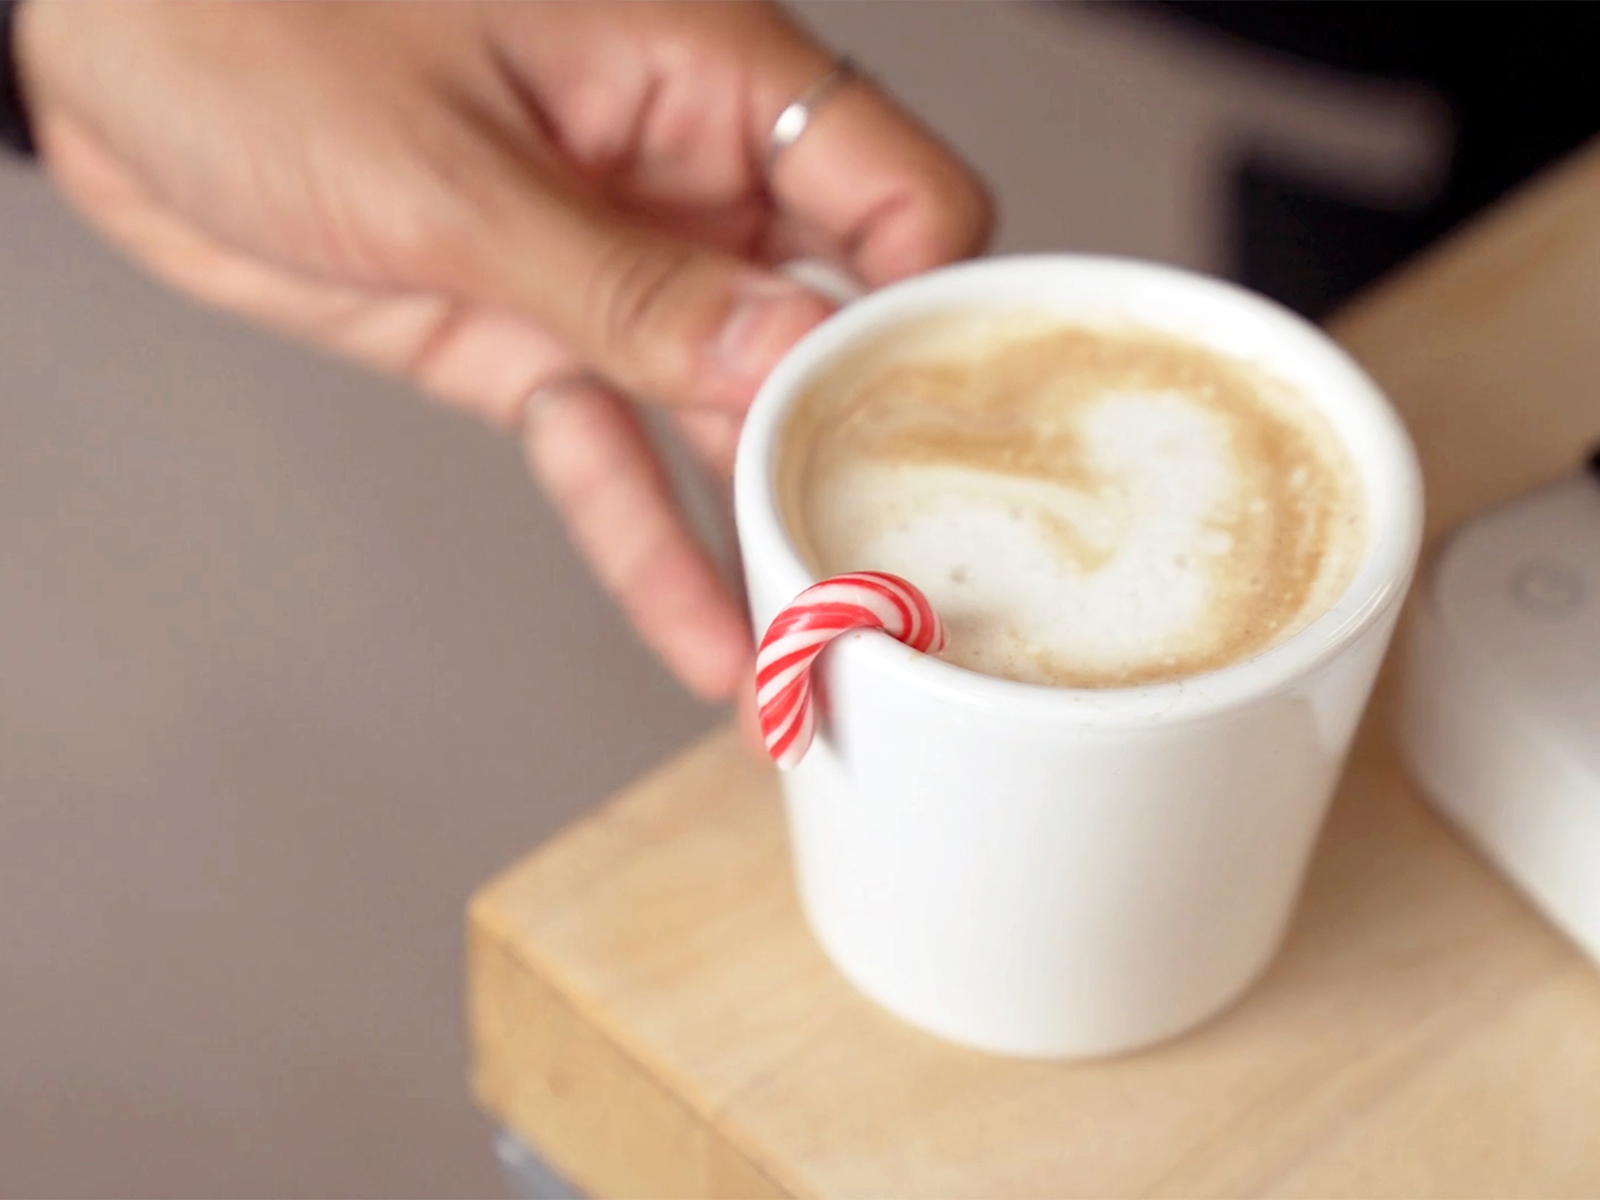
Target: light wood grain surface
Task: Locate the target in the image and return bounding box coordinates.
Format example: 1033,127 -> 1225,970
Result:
469,141 -> 1600,1199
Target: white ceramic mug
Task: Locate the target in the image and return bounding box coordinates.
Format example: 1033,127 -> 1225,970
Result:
734,256 -> 1422,1058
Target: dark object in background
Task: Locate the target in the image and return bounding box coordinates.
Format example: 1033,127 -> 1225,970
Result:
0,0 -> 33,157
1139,2 -> 1600,318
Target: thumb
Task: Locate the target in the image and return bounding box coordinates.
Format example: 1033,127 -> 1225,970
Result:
443,148 -> 835,412
581,236 -> 838,411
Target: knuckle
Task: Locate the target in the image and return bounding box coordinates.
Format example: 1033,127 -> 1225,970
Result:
584,238 -> 699,376
355,185 -> 475,289
962,174 -> 999,257
925,168 -> 997,264
377,114 -> 503,286
394,190 -> 481,289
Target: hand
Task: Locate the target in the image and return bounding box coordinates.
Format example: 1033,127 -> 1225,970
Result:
14,0 -> 992,701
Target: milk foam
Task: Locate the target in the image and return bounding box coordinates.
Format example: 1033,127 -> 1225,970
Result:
781,313 -> 1366,689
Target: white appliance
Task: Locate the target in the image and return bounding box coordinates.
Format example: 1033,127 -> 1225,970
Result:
1400,452 -> 1600,965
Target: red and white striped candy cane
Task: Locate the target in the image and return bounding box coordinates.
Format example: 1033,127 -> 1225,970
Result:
756,571 -> 946,770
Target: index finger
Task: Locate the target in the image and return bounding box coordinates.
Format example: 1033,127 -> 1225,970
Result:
750,18 -> 995,286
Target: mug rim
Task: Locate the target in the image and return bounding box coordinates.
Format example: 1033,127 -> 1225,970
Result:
734,253 -> 1423,726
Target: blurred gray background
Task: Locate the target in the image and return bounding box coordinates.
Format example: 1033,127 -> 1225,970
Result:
0,4 -> 1442,1196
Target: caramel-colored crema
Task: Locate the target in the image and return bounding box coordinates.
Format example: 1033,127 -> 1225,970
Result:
780,312 -> 1366,688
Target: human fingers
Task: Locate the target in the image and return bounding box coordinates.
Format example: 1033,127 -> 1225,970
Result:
521,379 -> 753,700
749,11 -> 995,284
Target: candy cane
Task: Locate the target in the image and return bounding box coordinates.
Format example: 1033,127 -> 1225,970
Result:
756,571 -> 946,770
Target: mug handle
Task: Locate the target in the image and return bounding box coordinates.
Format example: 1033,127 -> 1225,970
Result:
781,258 -> 867,307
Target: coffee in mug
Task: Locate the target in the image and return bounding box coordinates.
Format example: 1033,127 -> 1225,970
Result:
778,310 -> 1367,689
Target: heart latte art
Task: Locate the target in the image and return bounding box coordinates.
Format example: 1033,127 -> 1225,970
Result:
778,312 -> 1366,689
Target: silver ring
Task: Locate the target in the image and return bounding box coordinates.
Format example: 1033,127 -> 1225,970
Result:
765,57 -> 858,177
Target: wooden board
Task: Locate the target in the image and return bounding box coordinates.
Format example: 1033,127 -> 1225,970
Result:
469,140 -> 1600,1199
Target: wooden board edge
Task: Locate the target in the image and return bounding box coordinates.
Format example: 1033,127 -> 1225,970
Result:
467,904 -> 798,1200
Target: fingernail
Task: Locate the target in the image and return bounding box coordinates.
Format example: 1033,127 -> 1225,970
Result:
716,277 -> 829,384
520,374 -> 602,436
